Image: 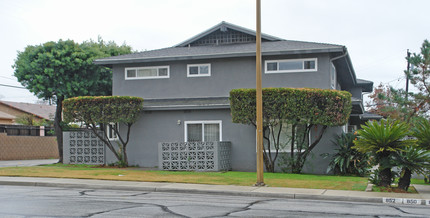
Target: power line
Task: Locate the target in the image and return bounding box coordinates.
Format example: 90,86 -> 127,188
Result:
0,83 -> 26,89
0,75 -> 16,81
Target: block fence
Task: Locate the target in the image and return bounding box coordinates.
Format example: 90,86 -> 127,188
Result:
63,131 -> 106,165
0,133 -> 58,160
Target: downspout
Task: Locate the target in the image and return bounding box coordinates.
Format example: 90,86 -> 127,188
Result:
330,48 -> 348,62
330,47 -> 355,86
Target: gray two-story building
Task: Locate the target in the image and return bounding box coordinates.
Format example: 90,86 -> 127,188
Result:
94,21 -> 373,173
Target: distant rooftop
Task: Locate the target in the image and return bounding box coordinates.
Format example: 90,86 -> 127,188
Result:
0,111 -> 15,119
0,100 -> 56,120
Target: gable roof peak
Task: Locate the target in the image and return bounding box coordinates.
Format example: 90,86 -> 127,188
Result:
174,21 -> 283,47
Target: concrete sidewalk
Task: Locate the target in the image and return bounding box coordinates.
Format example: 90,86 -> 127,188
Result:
0,176 -> 429,205
0,159 -> 59,167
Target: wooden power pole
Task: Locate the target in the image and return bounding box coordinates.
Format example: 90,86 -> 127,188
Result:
255,0 -> 265,186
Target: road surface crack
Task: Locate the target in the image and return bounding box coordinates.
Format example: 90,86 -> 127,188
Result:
79,190 -> 95,196
85,201 -> 189,218
219,199 -> 277,217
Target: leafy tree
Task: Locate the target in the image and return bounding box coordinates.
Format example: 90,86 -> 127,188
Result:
406,39 -> 430,114
366,84 -> 413,121
353,119 -> 415,187
368,40 -> 430,122
63,96 -> 143,167
13,38 -> 132,162
326,132 -> 370,176
230,87 -> 351,173
14,114 -> 51,126
412,118 -> 430,150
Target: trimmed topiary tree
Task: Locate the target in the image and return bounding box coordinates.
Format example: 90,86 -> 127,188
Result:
63,96 -> 143,167
230,87 -> 352,173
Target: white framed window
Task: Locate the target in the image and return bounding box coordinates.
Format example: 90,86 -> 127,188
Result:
330,63 -> 337,89
187,64 -> 211,77
125,66 -> 169,80
265,58 -> 317,74
106,123 -> 119,140
185,120 -> 222,142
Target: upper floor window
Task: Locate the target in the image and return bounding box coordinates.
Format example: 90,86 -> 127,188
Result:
265,58 -> 317,74
125,66 -> 169,80
187,64 -> 211,77
330,63 -> 337,89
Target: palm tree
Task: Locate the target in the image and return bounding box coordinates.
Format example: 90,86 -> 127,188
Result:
353,119 -> 415,187
394,146 -> 430,191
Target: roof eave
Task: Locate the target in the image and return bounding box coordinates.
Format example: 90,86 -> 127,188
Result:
94,47 -> 344,65
143,104 -> 230,111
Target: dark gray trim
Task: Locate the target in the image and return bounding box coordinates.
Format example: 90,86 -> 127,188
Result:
142,97 -> 230,111
357,79 -> 374,93
94,47 -> 344,65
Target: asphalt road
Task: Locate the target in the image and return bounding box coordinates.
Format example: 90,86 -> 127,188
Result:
0,185 -> 429,217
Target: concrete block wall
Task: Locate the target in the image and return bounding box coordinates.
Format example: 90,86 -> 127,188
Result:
0,133 -> 58,160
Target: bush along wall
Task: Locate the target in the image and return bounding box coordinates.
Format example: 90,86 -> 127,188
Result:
230,87 -> 352,173
63,96 -> 143,166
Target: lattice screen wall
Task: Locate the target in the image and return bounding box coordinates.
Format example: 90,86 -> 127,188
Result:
63,131 -> 105,165
158,141 -> 231,171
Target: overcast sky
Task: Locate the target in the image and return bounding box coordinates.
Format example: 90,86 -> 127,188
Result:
0,0 -> 429,104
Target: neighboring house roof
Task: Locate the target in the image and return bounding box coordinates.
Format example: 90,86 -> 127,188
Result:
143,97 -> 230,111
0,111 -> 15,119
0,100 -> 56,120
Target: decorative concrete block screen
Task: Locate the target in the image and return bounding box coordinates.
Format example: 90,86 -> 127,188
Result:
158,141 -> 231,171
63,131 -> 105,165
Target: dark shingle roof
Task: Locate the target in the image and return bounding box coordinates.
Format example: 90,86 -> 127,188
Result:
95,40 -> 344,65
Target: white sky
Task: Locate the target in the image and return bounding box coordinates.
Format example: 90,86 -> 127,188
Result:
0,0 -> 429,103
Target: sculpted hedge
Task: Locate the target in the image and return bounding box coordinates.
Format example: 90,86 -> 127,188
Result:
230,87 -> 352,173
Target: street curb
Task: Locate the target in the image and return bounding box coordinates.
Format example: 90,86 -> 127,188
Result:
0,179 -> 386,204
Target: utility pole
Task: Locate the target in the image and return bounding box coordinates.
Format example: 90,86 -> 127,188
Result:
406,49 -> 410,100
255,0 -> 264,186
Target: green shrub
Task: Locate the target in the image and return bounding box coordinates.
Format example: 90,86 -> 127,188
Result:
230,87 -> 352,173
327,132 -> 370,176
63,96 -> 143,166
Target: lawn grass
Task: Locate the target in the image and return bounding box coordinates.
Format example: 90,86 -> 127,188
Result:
0,163 -> 368,191
411,178 -> 430,185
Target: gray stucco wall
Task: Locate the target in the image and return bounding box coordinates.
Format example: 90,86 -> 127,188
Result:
348,87 -> 363,99
106,52 -> 345,173
106,109 -> 257,171
104,108 -> 342,174
112,53 -> 333,99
